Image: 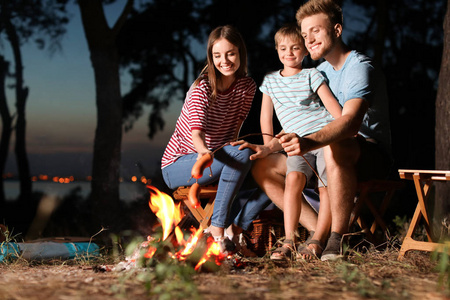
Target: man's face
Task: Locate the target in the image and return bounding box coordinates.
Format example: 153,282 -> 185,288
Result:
300,13 -> 338,60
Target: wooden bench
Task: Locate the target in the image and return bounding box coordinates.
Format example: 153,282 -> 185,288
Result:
397,169 -> 450,260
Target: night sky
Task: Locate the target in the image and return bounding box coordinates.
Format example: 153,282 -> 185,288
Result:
3,1 -> 181,179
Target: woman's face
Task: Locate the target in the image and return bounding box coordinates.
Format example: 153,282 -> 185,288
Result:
212,38 -> 240,78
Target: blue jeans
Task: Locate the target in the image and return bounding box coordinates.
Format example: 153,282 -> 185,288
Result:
228,187 -> 272,230
162,145 -> 254,228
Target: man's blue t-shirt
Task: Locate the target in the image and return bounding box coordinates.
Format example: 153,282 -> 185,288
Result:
317,50 -> 391,151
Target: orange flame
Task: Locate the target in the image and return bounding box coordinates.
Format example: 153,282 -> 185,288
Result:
194,236 -> 225,270
144,185 -> 229,270
144,246 -> 157,259
176,227 -> 203,259
147,185 -> 184,241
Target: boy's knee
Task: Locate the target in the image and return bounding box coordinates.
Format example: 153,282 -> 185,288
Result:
286,171 -> 306,187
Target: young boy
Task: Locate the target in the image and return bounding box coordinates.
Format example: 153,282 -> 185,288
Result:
259,23 -> 342,260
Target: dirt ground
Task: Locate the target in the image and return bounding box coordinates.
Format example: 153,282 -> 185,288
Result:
0,248 -> 448,300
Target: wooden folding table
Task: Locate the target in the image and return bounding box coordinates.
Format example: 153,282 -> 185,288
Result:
397,169 -> 450,260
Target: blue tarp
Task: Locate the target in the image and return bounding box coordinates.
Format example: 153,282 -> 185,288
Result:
0,241 -> 100,262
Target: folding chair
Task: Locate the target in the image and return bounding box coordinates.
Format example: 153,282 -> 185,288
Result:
173,185 -> 218,230
349,179 -> 405,243
304,179 -> 404,243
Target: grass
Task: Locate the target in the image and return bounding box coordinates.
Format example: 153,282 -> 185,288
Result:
1,218 -> 450,300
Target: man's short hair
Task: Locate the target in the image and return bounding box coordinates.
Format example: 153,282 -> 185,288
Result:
296,0 -> 343,28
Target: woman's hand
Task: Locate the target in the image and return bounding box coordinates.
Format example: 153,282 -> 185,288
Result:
192,152 -> 214,179
197,151 -> 213,161
230,140 -> 271,160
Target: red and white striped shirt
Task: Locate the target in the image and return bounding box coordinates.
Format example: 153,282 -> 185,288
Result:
161,76 -> 256,169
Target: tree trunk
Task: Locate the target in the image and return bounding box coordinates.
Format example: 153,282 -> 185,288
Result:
434,0 -> 450,237
78,0 -> 133,230
5,18 -> 32,203
0,55 -> 12,207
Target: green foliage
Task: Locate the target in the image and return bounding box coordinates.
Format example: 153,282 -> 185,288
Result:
0,226 -> 23,264
336,262 -> 377,298
139,261 -> 199,300
112,232 -> 201,300
431,243 -> 450,291
392,215 -> 409,238
393,215 -> 407,230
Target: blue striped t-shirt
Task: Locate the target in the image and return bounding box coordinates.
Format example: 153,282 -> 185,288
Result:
260,68 -> 336,137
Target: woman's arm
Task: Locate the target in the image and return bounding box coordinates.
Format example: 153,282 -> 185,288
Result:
260,93 -> 275,144
317,83 -> 342,119
192,129 -> 212,159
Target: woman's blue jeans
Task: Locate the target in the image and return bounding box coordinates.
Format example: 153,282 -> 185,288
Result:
229,187 -> 272,230
162,145 -> 254,228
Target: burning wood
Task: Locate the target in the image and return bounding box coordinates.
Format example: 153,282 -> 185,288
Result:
111,185 -> 236,272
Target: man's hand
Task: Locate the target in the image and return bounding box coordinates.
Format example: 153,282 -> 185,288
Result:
276,132 -> 310,156
230,140 -> 271,160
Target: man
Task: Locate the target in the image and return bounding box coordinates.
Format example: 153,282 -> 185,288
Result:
234,0 -> 391,261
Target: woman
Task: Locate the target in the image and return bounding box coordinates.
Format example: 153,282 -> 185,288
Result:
161,25 -> 256,254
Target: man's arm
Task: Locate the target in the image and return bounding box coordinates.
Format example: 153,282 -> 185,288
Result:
278,97 -> 368,156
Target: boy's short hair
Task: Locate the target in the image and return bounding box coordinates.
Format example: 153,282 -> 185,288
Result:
274,23 -> 304,49
296,0 -> 343,29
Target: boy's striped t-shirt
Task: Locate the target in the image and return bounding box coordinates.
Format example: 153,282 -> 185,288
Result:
260,68 -> 335,137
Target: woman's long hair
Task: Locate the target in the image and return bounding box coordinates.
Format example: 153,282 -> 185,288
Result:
194,25 -> 248,102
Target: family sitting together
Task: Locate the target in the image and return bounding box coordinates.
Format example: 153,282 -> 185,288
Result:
161,0 -> 392,262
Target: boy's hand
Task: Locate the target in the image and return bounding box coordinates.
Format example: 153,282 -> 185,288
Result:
277,132 -> 308,156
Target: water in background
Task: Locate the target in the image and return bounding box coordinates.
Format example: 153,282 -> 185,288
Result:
4,181 -> 149,203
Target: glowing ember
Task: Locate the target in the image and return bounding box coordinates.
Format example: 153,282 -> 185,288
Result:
195,236 -> 227,270
144,246 -> 157,259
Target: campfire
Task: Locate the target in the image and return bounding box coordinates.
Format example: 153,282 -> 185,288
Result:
116,185 -> 232,272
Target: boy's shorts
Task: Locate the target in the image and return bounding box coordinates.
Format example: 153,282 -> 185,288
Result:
286,148 -> 327,188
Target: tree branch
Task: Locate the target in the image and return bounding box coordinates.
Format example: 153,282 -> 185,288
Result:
112,0 -> 134,37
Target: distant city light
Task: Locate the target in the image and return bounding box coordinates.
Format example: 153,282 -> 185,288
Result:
3,173 -> 143,183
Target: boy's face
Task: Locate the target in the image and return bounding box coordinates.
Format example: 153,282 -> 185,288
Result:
276,36 -> 308,69
300,13 -> 339,61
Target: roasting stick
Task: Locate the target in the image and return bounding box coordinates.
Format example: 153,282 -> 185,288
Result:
190,132 -> 326,189
184,132 -> 326,239
235,132 -> 327,188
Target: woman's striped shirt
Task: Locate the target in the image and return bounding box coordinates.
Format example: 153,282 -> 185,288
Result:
161,76 -> 256,168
